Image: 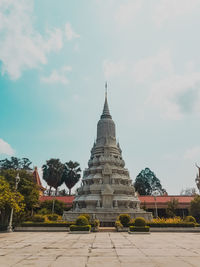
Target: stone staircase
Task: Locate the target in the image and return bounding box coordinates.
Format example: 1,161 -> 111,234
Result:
99,227 -> 116,232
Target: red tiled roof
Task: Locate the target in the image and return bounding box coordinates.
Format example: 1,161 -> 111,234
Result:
33,166 -> 45,190
139,195 -> 194,204
39,196 -> 74,204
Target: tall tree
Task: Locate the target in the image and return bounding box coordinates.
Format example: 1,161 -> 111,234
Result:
166,198 -> 178,218
190,195 -> 200,222
0,157 -> 32,170
62,161 -> 81,195
42,158 -> 64,196
134,167 -> 166,196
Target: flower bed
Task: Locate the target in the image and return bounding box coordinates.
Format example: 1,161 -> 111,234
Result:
147,222 -> 196,228
21,221 -> 74,227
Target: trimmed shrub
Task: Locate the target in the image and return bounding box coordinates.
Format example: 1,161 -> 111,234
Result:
115,220 -> 123,229
118,214 -> 131,227
70,225 -> 91,231
47,214 -> 59,222
129,219 -> 135,226
90,219 -> 100,228
32,215 -> 45,223
76,215 -> 89,226
129,226 -> 150,232
80,214 -> 90,222
185,216 -> 196,223
135,217 -> 146,227
0,225 -> 7,231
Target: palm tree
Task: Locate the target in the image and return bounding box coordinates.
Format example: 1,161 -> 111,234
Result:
62,161 -> 81,195
42,158 -> 64,196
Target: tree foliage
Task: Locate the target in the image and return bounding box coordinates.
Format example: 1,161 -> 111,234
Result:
134,167 -> 166,196
166,198 -> 178,218
0,157 -> 32,170
0,176 -> 25,226
42,159 -> 64,195
190,195 -> 200,222
0,169 -> 39,215
39,200 -> 65,215
62,161 -> 81,195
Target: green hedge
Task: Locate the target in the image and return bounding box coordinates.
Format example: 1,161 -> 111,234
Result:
0,225 -> 7,231
147,222 -> 196,228
21,222 -> 74,227
129,226 -> 150,232
70,225 -> 91,231
118,214 -> 131,227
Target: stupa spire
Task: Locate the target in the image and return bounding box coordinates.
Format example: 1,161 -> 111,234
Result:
101,82 -> 112,119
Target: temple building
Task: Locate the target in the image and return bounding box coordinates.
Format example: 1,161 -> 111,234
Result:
32,166 -> 45,196
63,91 -> 152,224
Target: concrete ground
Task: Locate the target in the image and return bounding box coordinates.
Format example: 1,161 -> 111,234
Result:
0,232 -> 200,267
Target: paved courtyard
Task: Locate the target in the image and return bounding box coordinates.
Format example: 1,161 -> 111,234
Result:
0,232 -> 200,266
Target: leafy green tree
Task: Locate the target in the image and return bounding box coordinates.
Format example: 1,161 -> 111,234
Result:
39,200 -> 66,215
166,198 -> 178,218
0,176 -> 25,226
0,169 -> 39,217
190,195 -> 200,222
62,161 -> 81,195
134,167 -> 166,195
0,157 -> 32,170
42,159 -> 64,196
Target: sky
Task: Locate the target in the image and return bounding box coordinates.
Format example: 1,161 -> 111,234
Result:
1,0 -> 200,194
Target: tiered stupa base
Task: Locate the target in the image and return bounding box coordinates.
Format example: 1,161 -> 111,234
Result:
63,209 -> 152,226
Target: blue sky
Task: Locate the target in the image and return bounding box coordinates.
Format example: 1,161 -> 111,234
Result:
1,0 -> 200,194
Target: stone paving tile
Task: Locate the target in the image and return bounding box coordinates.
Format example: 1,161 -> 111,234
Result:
87,256 -> 120,267
115,248 -> 145,256
51,256 -> 87,267
90,248 -> 116,256
150,256 -> 193,267
141,248 -> 198,257
0,255 -> 29,267
2,232 -> 200,266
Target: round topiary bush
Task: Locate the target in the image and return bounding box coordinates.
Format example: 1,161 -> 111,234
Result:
80,214 -> 90,222
185,216 -> 196,223
76,215 -> 89,226
118,214 -> 131,227
32,215 -> 45,223
134,217 -> 146,227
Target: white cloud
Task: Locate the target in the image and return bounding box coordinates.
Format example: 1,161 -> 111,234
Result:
0,0 -> 64,79
184,146 -> 200,160
103,59 -> 126,79
41,66 -> 72,84
147,71 -> 200,119
153,0 -> 200,26
114,0 -> 142,26
0,138 -> 14,155
65,23 -> 80,41
132,49 -> 173,83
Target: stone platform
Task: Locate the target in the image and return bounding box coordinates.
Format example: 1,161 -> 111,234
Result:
1,232 -> 200,266
63,210 -> 152,225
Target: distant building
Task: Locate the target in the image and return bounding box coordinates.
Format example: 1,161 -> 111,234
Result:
139,195 -> 194,217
